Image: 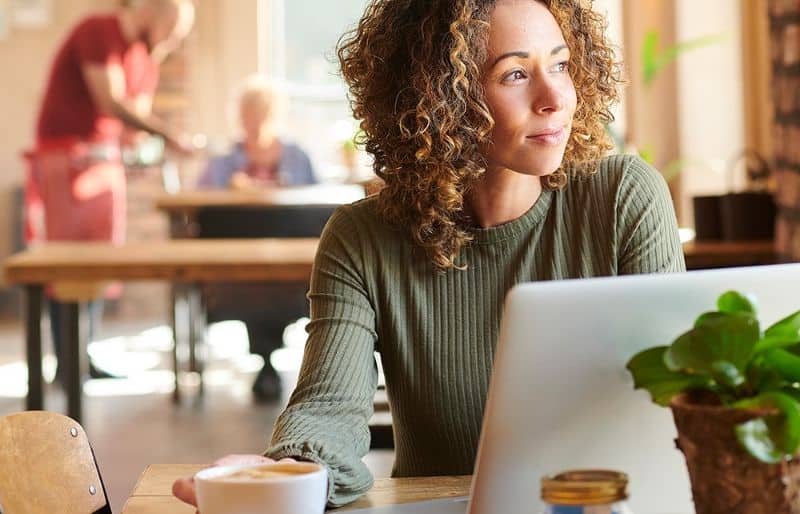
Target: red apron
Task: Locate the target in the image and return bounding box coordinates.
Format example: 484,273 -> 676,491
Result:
24,138 -> 126,244
24,137 -> 126,298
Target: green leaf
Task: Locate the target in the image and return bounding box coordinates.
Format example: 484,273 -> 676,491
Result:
641,30 -> 728,88
711,360 -> 746,389
641,30 -> 660,87
661,159 -> 685,183
761,349 -> 800,382
765,311 -> 800,341
735,392 -> 800,463
693,311 -> 727,328
779,386 -> 800,403
626,347 -> 710,406
753,335 -> 800,355
664,313 -> 760,375
748,353 -> 788,393
638,145 -> 655,165
717,291 -> 756,315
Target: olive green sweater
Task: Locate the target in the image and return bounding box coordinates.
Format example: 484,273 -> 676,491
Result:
265,154 -> 685,506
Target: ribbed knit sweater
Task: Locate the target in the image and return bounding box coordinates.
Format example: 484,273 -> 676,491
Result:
264,154 -> 685,506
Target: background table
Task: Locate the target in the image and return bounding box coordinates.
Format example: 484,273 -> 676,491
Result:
682,240 -> 777,270
122,464 -> 470,513
3,239 -> 318,422
155,186 -> 365,238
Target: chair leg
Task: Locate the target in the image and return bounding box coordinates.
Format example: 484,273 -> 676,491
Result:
25,285 -> 44,411
60,302 -> 86,423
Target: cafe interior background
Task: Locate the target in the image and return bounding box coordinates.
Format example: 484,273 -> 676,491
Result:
0,0 -> 794,511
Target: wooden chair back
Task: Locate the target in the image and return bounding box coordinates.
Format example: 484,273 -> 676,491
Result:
0,411 -> 111,514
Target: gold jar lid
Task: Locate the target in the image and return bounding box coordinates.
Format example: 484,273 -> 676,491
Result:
541,469 -> 629,506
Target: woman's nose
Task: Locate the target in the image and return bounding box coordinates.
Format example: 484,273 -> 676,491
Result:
531,77 -> 566,115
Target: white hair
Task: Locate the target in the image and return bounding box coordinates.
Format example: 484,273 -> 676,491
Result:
227,75 -> 289,135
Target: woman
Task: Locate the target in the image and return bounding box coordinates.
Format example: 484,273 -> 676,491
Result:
196,76 -> 318,401
198,76 -> 316,189
175,0 -> 683,508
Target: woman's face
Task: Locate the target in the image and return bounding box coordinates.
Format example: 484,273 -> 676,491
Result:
481,0 -> 577,177
240,99 -> 273,142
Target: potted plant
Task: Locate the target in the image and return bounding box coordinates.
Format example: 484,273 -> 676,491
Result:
627,291 -> 800,513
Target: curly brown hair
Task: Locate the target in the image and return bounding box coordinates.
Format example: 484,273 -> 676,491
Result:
338,0 -> 622,270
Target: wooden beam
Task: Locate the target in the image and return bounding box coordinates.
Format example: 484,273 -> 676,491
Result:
621,0 -> 683,223
740,0 -> 773,162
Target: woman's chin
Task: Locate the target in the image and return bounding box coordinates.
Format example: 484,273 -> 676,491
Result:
509,150 -> 568,177
514,162 -> 564,178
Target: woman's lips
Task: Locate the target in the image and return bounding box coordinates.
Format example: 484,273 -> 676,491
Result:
526,127 -> 567,146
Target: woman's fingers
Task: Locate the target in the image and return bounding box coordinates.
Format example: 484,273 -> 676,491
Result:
172,476 -> 197,506
172,455 -> 293,508
213,454 -> 275,467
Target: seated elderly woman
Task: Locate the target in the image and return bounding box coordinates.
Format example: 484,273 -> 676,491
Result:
197,77 -> 318,401
175,0 -> 684,507
198,76 -> 315,189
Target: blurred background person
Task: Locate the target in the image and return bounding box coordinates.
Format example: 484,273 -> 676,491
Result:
198,76 -> 315,190
197,76 -> 317,402
25,0 -> 197,380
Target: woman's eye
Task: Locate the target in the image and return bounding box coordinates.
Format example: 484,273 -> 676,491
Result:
552,61 -> 569,73
502,70 -> 527,82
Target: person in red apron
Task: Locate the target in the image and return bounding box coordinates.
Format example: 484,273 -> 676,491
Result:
26,0 -> 196,381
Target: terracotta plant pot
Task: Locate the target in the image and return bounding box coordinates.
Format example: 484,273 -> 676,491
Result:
670,392 -> 800,514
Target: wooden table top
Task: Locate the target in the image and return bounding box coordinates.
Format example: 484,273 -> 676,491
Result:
5,238 -> 776,285
682,239 -> 776,269
3,239 -> 318,285
121,464 -> 471,514
155,185 -> 366,212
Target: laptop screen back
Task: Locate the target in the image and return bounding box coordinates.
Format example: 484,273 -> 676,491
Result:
469,264 -> 800,514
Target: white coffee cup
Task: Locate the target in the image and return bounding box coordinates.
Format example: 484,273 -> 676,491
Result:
194,461 -> 328,514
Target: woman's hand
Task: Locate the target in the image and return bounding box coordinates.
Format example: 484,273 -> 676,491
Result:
229,171 -> 256,191
172,454 -> 296,510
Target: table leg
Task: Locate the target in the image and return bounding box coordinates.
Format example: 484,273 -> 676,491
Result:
25,285 -> 44,411
171,285 -> 188,403
188,284 -> 207,396
59,301 -> 86,422
168,211 -> 198,239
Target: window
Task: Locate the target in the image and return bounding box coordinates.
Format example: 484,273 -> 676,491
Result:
262,0 -> 370,182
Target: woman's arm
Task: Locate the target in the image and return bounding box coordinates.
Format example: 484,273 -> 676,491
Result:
264,206 -> 379,507
197,154 -> 238,189
616,156 -> 687,274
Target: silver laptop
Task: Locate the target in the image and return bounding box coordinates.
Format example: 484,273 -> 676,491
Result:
349,263 -> 800,514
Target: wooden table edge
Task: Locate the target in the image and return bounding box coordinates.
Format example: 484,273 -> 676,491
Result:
124,464 -> 471,513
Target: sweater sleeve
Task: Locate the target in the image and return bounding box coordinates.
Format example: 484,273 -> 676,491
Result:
197,155 -> 233,189
264,205 -> 378,507
616,155 -> 686,274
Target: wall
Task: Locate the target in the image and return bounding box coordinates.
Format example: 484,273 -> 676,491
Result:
675,0 -> 746,224
187,0 -> 260,154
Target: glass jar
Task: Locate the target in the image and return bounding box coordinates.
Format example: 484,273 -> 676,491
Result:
541,469 -> 634,514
